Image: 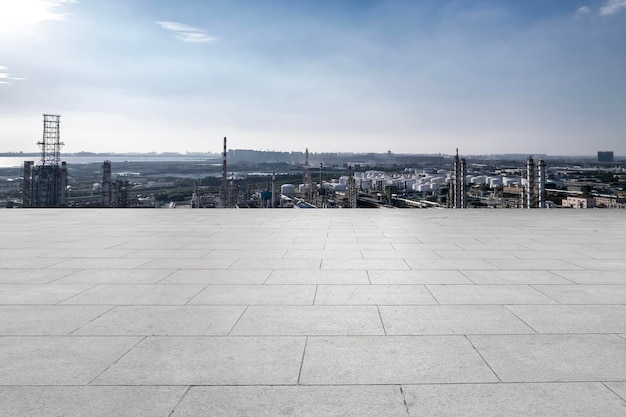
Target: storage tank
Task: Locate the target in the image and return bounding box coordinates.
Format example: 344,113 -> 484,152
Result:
489,177 -> 502,188
281,184 -> 296,196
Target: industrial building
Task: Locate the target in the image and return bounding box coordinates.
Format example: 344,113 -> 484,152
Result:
21,114 -> 68,208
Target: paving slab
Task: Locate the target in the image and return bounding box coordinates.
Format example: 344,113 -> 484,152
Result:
0,258 -> 66,268
0,269 -> 78,284
321,258 -> 410,270
461,270 -> 572,285
299,336 -> 498,384
550,270 -> 626,284
506,305 -> 626,333
405,259 -> 498,270
230,306 -> 384,335
45,257 -> 151,270
605,382 -> 626,401
380,305 -> 534,335
94,336 -> 306,385
172,385 -> 408,417
486,259 -> 582,270
266,269 -> 370,285
468,334 -> 626,382
0,284 -> 93,304
0,336 -> 141,385
230,258 -> 322,270
138,258 -> 236,269
74,306 -> 246,335
0,386 -> 186,417
426,284 -> 557,304
53,269 -> 175,284
403,382 -> 626,417
60,284 -> 205,305
314,284 -> 437,305
188,284 -> 316,305
367,270 -> 472,285
533,284 -> 626,304
160,269 -> 271,284
0,305 -> 112,335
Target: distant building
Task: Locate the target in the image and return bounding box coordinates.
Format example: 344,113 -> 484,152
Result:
564,196 -> 596,209
597,151 -> 614,163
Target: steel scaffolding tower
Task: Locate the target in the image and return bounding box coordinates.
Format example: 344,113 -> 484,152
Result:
38,114 -> 63,167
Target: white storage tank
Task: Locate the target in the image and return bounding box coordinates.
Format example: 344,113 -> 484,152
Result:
281,184 -> 296,196
489,177 -> 502,188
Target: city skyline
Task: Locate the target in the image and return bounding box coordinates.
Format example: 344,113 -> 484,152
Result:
1,0 -> 625,155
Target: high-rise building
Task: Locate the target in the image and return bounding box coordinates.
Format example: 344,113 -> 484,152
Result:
598,151 -> 614,163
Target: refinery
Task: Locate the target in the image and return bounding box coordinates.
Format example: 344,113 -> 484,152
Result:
1,115 -> 625,209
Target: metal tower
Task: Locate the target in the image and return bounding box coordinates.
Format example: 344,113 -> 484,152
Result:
219,137 -> 228,208
27,114 -> 67,207
38,114 -> 63,167
303,148 -> 313,203
102,161 -> 112,207
526,156 -> 536,208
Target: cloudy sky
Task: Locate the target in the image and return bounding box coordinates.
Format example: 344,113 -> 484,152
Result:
0,0 -> 625,155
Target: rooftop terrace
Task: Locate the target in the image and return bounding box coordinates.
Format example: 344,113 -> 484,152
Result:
0,209 -> 625,416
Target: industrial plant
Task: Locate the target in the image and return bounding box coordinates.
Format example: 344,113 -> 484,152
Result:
2,115 -> 624,209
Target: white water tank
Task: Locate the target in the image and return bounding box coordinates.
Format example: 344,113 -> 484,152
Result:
281,184 -> 296,196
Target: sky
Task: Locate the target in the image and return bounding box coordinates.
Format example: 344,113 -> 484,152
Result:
0,0 -> 625,155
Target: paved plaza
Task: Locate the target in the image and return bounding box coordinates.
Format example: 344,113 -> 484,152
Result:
0,209 -> 625,416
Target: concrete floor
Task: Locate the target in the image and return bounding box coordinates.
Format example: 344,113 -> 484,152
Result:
0,209 -> 625,416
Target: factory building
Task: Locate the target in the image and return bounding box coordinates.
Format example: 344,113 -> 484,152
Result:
21,115 -> 68,208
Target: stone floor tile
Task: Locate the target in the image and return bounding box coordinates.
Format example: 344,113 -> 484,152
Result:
188,284 -> 316,305
568,259 -> 626,270
506,305 -> 626,333
229,258 -> 322,270
550,270 -> 626,284
0,258 -> 67,268
60,284 -> 205,305
0,336 -> 141,385
461,270 -> 572,285
403,383 -> 626,417
172,385 -> 407,417
533,284 -> 626,304
368,270 -> 472,285
361,250 -> 440,259
160,269 -> 271,284
321,258 -> 410,270
284,249 -> 363,259
380,305 -> 534,335
300,336 -> 498,384
74,306 -> 246,335
122,249 -> 211,258
94,336 -> 305,385
427,285 -> 557,304
605,382 -> 626,401
266,269 -> 370,285
138,258 -> 236,269
0,305 -> 112,335
230,306 -> 384,335
53,269 -> 175,284
405,259 -> 498,270
0,269 -> 78,284
0,284 -> 93,305
433,250 -> 517,259
45,258 -> 151,270
486,259 -> 582,270
468,334 -> 626,382
0,386 -> 186,417
204,249 -> 288,259
314,285 -> 436,305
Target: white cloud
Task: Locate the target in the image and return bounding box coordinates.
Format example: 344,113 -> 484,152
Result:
156,21 -> 215,44
0,0 -> 76,30
576,6 -> 591,15
0,67 -> 25,86
600,0 -> 626,15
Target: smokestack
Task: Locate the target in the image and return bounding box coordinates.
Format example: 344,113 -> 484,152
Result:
220,137 -> 227,208
538,158 -> 546,208
271,171 -> 276,208
527,156 -> 535,208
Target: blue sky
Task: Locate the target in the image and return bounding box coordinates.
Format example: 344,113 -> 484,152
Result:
0,0 -> 625,155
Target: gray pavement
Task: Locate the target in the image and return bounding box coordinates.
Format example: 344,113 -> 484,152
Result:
0,209 -> 625,416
